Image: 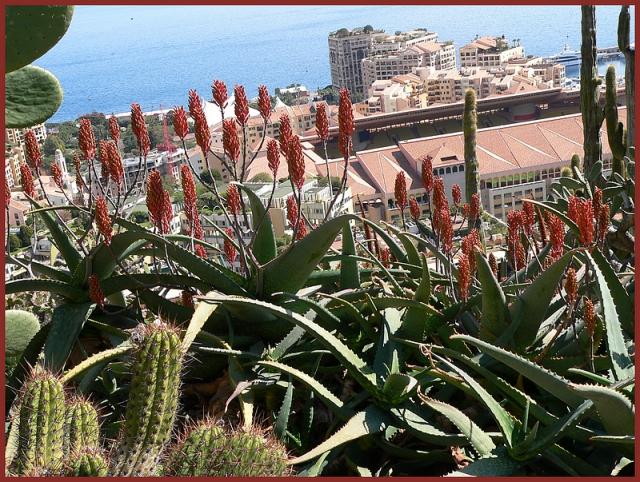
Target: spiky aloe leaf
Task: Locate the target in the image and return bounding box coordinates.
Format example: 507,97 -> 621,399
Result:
445,447 -> 522,476
274,378 -> 294,440
419,395 -> 495,456
30,260 -> 71,283
203,296 -> 378,393
42,302 -> 94,372
61,343 -> 132,384
237,183 -> 277,264
570,384 -> 634,436
268,326 -> 306,361
410,227 -> 458,275
5,65 -> 63,128
138,289 -> 192,322
590,435 -> 634,444
290,405 -> 390,465
452,335 -> 584,407
363,218 -> 407,262
80,232 -> 151,283
398,252 -> 432,341
260,214 -> 351,297
585,250 -> 634,380
5,279 -> 85,301
340,224 -> 360,289
389,403 -> 468,446
5,6 -> 74,72
258,361 -> 348,417
180,294 -> 218,352
432,352 -> 517,447
373,308 -> 402,383
475,250 -> 510,342
503,250 -> 573,350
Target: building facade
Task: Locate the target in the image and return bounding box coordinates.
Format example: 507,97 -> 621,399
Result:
5,123 -> 47,146
460,36 -> 524,69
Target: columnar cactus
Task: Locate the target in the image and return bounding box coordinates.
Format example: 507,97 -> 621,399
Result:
617,5 -> 634,160
63,396 -> 100,455
164,420 -> 290,477
13,368 -> 66,475
65,448 -> 109,476
604,65 -> 626,177
580,5 -> 604,174
110,322 -> 183,476
464,88 -> 480,216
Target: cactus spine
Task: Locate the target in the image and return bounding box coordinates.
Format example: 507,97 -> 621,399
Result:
63,396 -> 100,455
464,88 -> 480,211
165,421 -> 290,477
617,5 -> 634,160
604,65 -> 626,177
13,369 -> 66,475
580,5 -> 604,174
110,323 -> 183,476
65,448 -> 109,476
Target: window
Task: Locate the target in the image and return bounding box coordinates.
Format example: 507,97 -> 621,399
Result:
445,167 -> 451,174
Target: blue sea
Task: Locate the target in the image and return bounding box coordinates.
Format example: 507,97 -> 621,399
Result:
35,5 -> 634,123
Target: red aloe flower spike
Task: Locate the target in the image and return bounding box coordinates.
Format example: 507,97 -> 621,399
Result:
337,88 -> 354,160
576,198 -> 594,246
409,198 -> 420,221
547,213 -> 565,261
78,118 -> 96,160
439,207 -> 453,254
188,89 -> 211,156
222,118 -> 240,163
24,130 -> 42,170
522,200 -> 535,236
181,291 -> 194,309
536,206 -> 547,243
19,163 -> 35,198
108,116 -> 120,144
226,184 -> 241,216
130,103 -> 150,156
592,187 -> 603,221
173,106 -> 189,139
565,267 -> 578,305
286,195 -> 298,227
584,298 -> 596,337
315,103 -> 329,142
567,195 -> 579,224
286,135 -> 305,190
98,140 -> 111,184
380,247 -> 391,268
258,85 -> 271,122
146,170 -> 164,230
107,141 -> 124,186
181,164 -> 197,223
211,80 -> 228,109
88,274 -> 105,308
469,193 -> 481,222
461,229 -> 481,274
432,177 -> 447,213
457,253 -> 471,301
421,156 -> 434,193
161,191 -> 173,235
514,238 -> 526,270
267,139 -> 280,177
51,163 -> 64,189
279,114 -> 292,157
95,196 -> 113,245
195,244 -> 208,259
488,252 -> 499,279
295,220 -> 308,240
462,203 -> 470,219
223,227 -> 237,264
597,203 -> 610,245
233,85 -> 250,127
451,184 -> 462,206
394,171 -> 408,210
193,215 -> 204,240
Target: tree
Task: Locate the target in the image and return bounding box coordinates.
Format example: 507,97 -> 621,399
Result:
43,135 -> 65,156
8,234 -> 21,252
249,172 -> 273,183
18,225 -> 33,247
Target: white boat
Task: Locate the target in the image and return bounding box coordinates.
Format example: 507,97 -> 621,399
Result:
548,42 -> 581,67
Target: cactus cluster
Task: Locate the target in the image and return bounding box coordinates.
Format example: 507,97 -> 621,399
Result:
8,323 -> 290,477
5,309 -> 40,376
604,65 -> 626,177
165,420 -> 290,476
617,5 -> 634,160
463,88 -> 480,218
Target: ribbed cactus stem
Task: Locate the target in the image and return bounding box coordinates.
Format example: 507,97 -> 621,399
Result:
63,396 -> 100,455
463,88 -> 480,212
14,368 -> 66,475
66,448 -> 109,476
604,65 -> 626,177
580,5 -> 604,174
111,322 -> 183,476
617,5 -> 634,160
570,153 -> 581,178
165,421 -> 290,476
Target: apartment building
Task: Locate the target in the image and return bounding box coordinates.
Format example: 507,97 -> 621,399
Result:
363,78 -> 428,115
361,41 -> 456,91
460,36 -> 524,69
314,110 -> 622,225
5,145 -> 25,188
329,26 -> 382,95
5,123 -> 47,146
